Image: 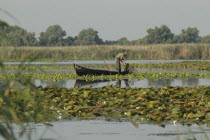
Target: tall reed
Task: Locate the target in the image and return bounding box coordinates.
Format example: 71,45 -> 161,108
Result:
0,44 -> 210,62
0,55 -> 59,139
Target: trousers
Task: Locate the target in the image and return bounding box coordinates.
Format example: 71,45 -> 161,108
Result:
115,57 -> 121,74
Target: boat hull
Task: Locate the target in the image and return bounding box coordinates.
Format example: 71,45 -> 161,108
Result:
74,64 -> 129,76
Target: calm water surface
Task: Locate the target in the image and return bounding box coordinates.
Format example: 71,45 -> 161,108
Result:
32,78 -> 210,88
10,120 -> 210,140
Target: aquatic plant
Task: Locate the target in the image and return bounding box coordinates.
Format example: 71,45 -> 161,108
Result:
3,85 -> 209,126
0,72 -> 210,82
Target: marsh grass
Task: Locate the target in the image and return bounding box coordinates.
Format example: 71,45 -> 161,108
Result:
0,44 -> 210,62
0,61 -> 30,140
0,54 -> 58,140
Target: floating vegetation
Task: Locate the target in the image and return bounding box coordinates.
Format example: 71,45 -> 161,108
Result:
131,61 -> 210,70
1,85 -> 209,126
75,61 -> 210,70
0,72 -> 210,82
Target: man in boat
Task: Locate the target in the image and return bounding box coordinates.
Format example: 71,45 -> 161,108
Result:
115,52 -> 127,74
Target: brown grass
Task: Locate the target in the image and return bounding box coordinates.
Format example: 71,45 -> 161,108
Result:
0,43 -> 210,61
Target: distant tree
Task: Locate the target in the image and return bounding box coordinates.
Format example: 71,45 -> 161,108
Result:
75,28 -> 103,45
129,40 -> 137,45
0,20 -> 9,45
0,25 -> 38,46
63,36 -> 75,46
103,40 -> 117,45
174,27 -> 199,43
39,25 -> 67,46
131,38 -> 147,45
200,35 -> 210,43
144,25 -> 174,44
116,37 -> 130,45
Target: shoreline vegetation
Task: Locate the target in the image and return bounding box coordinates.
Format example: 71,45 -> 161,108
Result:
0,44 -> 210,62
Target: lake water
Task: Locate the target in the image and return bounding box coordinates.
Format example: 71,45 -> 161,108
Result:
32,78 -> 210,88
2,62 -> 210,88
7,120 -> 210,140
1,77 -> 209,89
1,60 -> 210,140
3,59 -> 210,65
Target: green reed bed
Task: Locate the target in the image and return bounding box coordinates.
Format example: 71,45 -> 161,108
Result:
0,72 -> 210,81
1,85 -> 209,126
0,44 -> 210,61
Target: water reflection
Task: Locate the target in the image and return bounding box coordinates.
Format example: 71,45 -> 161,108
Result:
182,77 -> 199,87
148,79 -> 173,88
74,79 -> 109,88
29,77 -> 210,88
24,120 -> 210,140
116,79 -> 130,87
74,79 -> 130,88
1,78 -> 209,89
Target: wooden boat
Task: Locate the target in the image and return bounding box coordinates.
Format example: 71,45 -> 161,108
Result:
73,63 -> 131,76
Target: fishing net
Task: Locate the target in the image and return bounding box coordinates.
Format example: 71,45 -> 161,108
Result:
123,63 -> 134,74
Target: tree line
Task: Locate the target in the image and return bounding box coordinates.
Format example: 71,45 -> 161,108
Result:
0,21 -> 210,47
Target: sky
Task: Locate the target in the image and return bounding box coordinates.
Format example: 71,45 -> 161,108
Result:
1,0 -> 210,40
